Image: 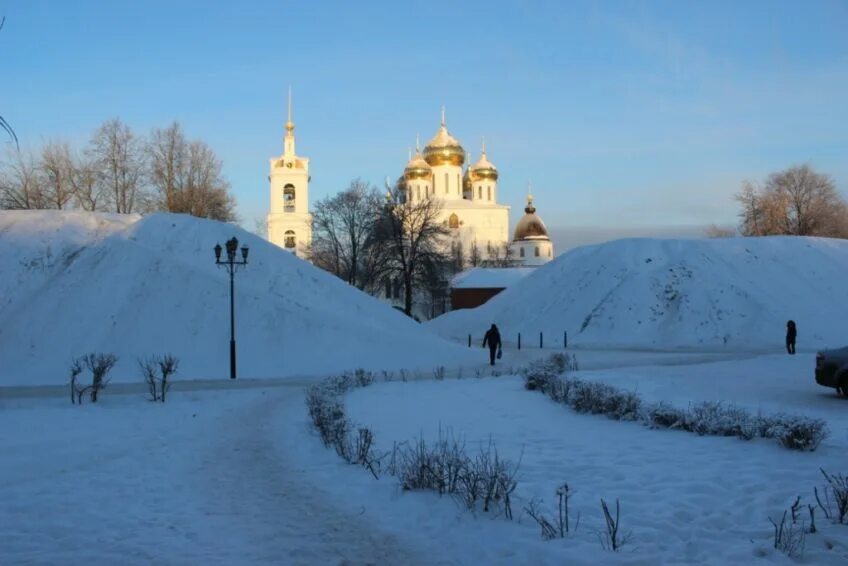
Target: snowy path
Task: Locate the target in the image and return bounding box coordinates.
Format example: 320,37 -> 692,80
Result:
190,388 -> 423,565
0,387 -> 425,565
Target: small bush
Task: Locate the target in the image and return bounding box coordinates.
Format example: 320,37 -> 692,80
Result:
764,415 -> 829,452
642,402 -> 687,429
520,355 -> 828,452
684,402 -> 754,437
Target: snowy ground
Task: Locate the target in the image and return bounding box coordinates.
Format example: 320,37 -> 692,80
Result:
0,210 -> 477,386
429,235 -> 848,352
3,351 -> 845,564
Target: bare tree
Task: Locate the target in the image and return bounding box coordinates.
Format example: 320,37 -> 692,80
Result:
88,118 -> 145,213
483,242 -> 515,267
736,165 -> 848,238
374,186 -> 450,316
70,151 -> 106,211
0,147 -> 48,209
40,141 -> 76,209
469,239 -> 482,267
311,180 -> 388,291
146,122 -> 236,221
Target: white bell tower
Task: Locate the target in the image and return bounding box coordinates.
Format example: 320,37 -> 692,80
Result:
267,88 -> 312,258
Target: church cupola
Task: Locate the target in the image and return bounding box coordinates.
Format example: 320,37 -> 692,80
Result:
511,187 -> 554,266
423,108 -> 466,168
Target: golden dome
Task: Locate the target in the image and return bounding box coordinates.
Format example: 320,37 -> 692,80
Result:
513,195 -> 550,241
423,111 -> 465,167
469,148 -> 498,181
404,151 -> 432,181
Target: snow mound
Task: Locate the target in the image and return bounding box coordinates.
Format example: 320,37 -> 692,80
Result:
429,236 -> 848,351
0,211 -> 473,385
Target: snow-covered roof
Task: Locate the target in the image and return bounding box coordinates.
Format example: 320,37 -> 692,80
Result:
451,267 -> 535,289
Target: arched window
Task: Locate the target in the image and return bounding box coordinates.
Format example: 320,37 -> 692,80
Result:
416,186 -> 421,201
444,173 -> 449,194
477,186 -> 482,200
449,213 -> 460,229
456,174 -> 461,194
535,246 -> 540,257
548,248 -> 552,257
487,186 -> 492,201
283,184 -> 296,212
519,247 -> 525,258
284,230 -> 296,249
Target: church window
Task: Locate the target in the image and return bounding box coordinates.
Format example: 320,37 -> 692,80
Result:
477,186 -> 481,200
449,213 -> 460,229
535,246 -> 540,257
284,230 -> 296,249
283,184 -> 296,212
519,247 -> 525,258
487,186 -> 491,201
457,174 -> 460,194
416,186 -> 421,201
548,248 -> 552,257
444,173 -> 449,194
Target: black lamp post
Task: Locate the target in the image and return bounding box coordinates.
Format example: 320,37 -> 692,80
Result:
214,237 -> 249,379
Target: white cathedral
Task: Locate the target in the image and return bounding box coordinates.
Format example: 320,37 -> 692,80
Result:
267,99 -> 553,268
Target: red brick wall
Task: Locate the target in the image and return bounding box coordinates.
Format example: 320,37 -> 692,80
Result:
450,288 -> 505,311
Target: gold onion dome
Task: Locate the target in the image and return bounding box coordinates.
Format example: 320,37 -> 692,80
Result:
423,110 -> 465,167
469,147 -> 498,181
513,194 -> 550,241
404,150 -> 432,181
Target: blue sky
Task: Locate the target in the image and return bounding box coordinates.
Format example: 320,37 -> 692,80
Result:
3,0 -> 847,237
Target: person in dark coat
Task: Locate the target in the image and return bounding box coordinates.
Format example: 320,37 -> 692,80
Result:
786,320 -> 797,355
482,324 -> 502,366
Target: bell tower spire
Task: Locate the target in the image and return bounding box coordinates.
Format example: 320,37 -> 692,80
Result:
284,87 -> 296,156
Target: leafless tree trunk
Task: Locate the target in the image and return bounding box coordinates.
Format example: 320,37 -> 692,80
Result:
88,118 -> 145,214
311,180 -> 388,292
70,151 -> 105,211
374,187 -> 450,316
469,239 -> 482,267
0,147 -> 48,209
40,141 -> 76,209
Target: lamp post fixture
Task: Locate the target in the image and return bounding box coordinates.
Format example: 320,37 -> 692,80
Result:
214,237 -> 249,379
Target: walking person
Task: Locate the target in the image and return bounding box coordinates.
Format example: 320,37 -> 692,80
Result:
786,320 -> 797,355
482,324 -> 502,366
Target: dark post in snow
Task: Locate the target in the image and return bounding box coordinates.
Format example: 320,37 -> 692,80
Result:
468,334 -> 471,348
540,332 -> 543,349
214,237 -> 249,379
564,331 -> 568,349
518,333 -> 522,350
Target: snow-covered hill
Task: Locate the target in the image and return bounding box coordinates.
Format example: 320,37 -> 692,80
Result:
0,211 -> 474,385
429,236 -> 848,351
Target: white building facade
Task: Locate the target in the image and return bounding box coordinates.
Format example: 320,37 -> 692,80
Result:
267,93 -> 312,258
398,111 -> 510,260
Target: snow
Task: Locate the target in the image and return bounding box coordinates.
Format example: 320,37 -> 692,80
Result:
0,210 -> 476,386
3,350 -> 846,563
4,211 -> 848,564
343,354 -> 848,564
451,267 -> 535,289
429,236 -> 848,352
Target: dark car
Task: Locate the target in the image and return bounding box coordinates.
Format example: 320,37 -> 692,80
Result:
815,345 -> 848,396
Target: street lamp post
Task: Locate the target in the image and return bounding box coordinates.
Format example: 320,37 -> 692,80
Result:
214,237 -> 249,379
